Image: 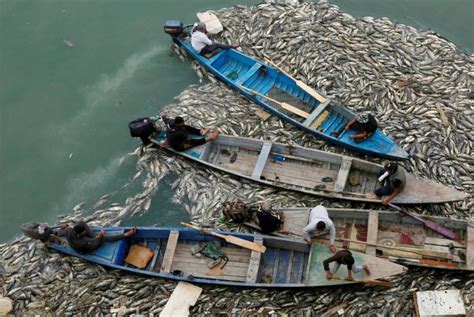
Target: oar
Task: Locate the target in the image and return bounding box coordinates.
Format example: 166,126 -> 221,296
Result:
388,204 -> 460,241
339,238 -> 453,260
181,222 -> 266,253
264,58 -> 327,103
240,86 -> 310,119
330,275 -> 392,288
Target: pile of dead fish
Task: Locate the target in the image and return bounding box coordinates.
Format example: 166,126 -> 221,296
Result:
1,1 -> 473,315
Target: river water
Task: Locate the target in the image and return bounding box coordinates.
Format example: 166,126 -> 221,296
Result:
0,0 -> 472,243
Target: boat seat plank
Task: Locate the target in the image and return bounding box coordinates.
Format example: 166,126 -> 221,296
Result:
251,142 -> 273,180
334,158 -> 352,192
289,252 -> 305,283
246,237 -> 263,282
302,100 -> 330,127
465,225 -> 474,268
424,237 -> 465,248
366,211 -> 379,255
237,63 -> 262,86
160,231 -> 180,273
275,249 -> 292,283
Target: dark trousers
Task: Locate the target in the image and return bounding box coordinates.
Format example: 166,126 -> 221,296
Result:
172,125 -> 206,151
374,168 -> 394,197
200,43 -> 233,55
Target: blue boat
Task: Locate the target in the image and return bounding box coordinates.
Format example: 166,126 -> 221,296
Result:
163,20 -> 409,161
46,226 -> 407,288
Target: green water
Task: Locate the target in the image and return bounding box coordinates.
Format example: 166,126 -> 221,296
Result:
0,0 -> 472,243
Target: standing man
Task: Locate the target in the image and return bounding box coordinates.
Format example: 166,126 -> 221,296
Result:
191,22 -> 239,56
374,162 -> 406,205
303,205 -> 336,253
323,250 -> 370,281
160,112 -> 219,151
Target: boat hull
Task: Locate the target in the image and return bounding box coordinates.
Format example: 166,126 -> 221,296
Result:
47,226 -> 407,288
170,36 -> 409,161
150,133 -> 467,204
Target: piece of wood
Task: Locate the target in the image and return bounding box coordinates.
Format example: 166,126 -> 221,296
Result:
160,231 -> 180,273
264,58 -> 327,103
125,245 -> 154,269
334,158 -> 352,192
181,223 -> 266,253
251,142 -> 272,180
339,238 -> 453,260
255,109 -> 272,121
466,224 -> 474,268
414,290 -> 466,317
310,110 -> 329,129
240,86 -> 310,118
366,211 -> 379,255
160,282 -> 202,317
246,237 -> 263,282
435,102 -> 450,127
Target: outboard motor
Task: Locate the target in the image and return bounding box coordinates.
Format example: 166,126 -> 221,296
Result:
129,117 -> 158,145
21,222 -> 54,242
164,20 -> 185,38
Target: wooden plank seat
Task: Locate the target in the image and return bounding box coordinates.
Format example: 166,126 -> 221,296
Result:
365,211 -> 379,255
246,237 -> 263,282
236,63 -> 262,85
465,224 -> 474,269
334,158 -> 352,192
302,100 -> 330,127
160,231 -> 180,273
251,142 -> 273,180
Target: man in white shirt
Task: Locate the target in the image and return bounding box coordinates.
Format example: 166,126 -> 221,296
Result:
303,205 -> 337,253
191,22 -> 238,56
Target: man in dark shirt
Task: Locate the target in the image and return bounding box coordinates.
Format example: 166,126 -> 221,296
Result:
160,112 -> 219,151
332,113 -> 378,142
374,162 -> 406,205
323,250 -> 370,280
57,222 -> 136,254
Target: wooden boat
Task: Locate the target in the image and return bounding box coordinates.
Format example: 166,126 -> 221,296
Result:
47,226 -> 407,287
150,133 -> 467,204
244,207 -> 474,271
164,21 -> 409,161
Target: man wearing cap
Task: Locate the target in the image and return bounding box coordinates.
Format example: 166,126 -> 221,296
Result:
160,112 -> 219,151
375,162 -> 406,205
56,222 -> 136,254
191,22 -> 239,56
331,113 -> 378,142
303,205 -> 337,253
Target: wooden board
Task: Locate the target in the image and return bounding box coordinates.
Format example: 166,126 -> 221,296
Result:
334,158 -> 352,192
246,237 -> 263,282
366,211 -> 379,255
279,102 -> 310,119
414,290 -> 466,316
465,224 -> 474,268
160,231 -> 179,273
160,282 -> 202,317
310,110 -> 329,129
251,142 -> 272,180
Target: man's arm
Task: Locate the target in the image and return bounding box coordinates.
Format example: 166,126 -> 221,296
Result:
303,221 -> 316,242
383,180 -> 402,205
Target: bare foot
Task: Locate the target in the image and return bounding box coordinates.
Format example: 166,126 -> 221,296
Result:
160,140 -> 169,148
200,128 -> 210,135
363,264 -> 371,275
208,130 -> 220,141
124,227 -> 137,237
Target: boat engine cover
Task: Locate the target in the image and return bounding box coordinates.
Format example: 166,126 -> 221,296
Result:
164,20 -> 184,37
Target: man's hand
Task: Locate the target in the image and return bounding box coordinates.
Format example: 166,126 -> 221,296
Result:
326,271 -> 333,280
346,275 -> 354,281
160,112 -> 166,117
97,230 -> 105,238
382,198 -> 390,205
306,240 -> 312,246
59,223 -> 69,229
330,244 -> 337,253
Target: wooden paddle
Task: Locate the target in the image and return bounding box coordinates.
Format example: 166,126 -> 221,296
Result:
264,58 -> 327,103
240,86 -> 310,119
339,238 -> 453,260
330,275 -> 392,287
181,222 -> 267,253
388,204 -> 460,241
